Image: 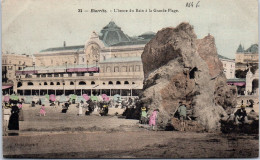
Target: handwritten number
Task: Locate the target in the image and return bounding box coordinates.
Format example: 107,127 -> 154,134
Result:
186,1 -> 200,8
78,9 -> 82,12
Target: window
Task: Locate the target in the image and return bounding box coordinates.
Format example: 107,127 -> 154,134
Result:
50,82 -> 54,85
114,66 -> 119,72
54,74 -> 59,77
48,74 -> 52,77
44,82 -> 47,85
124,81 -> 129,85
68,73 -> 72,77
60,74 -> 63,77
70,81 -> 74,85
91,81 -> 95,85
103,82 -> 105,85
37,74 -> 40,78
42,74 -> 46,77
39,83 -> 41,86
57,82 -> 60,85
108,81 -> 113,85
132,82 -> 135,84
27,82 -> 33,86
135,65 -> 140,72
106,67 -> 111,72
121,66 -> 127,72
116,81 -> 121,85
79,81 -> 86,85
82,58 -> 84,62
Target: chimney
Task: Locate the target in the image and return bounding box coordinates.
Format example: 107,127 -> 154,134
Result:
63,41 -> 66,47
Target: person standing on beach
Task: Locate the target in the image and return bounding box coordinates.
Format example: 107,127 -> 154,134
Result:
149,109 -> 159,130
78,100 -> 83,116
8,103 -> 20,131
40,104 -> 46,116
177,101 -> 187,131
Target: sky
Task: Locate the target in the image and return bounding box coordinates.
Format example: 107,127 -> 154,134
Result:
1,0 -> 258,59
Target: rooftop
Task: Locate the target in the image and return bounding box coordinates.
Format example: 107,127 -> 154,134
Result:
39,21 -> 155,53
100,56 -> 141,63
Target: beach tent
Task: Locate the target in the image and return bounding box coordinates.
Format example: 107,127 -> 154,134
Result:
70,94 -> 77,100
82,94 -> 90,101
76,96 -> 85,103
3,95 -> 10,102
113,94 -> 121,102
10,94 -> 19,101
45,94 -> 49,100
101,94 -> 110,102
25,96 -> 33,104
90,95 -> 98,102
50,94 -> 56,102
59,94 -> 67,103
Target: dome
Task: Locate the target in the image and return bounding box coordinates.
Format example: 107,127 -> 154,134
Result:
99,21 -> 131,46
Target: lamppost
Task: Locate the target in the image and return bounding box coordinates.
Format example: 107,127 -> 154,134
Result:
87,60 -> 89,72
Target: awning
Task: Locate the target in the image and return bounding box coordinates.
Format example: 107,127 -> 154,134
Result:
2,85 -> 13,89
227,82 -> 246,86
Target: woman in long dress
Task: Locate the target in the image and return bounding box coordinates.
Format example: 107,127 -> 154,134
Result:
8,104 -> 20,130
149,109 -> 159,130
78,101 -> 83,116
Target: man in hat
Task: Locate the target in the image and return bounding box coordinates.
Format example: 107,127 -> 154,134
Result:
177,101 -> 187,131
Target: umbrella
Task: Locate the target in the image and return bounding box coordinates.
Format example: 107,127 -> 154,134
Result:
82,94 -> 90,101
3,95 -> 10,102
113,94 -> 121,102
59,94 -> 67,103
50,94 -> 56,101
45,94 -> 49,100
90,95 -> 98,101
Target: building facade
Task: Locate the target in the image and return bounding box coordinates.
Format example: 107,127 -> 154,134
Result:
2,53 -> 33,94
15,21 -> 155,97
235,44 -> 258,71
218,55 -> 236,79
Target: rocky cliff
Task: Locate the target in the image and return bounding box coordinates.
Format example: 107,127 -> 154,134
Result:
141,22 -> 237,131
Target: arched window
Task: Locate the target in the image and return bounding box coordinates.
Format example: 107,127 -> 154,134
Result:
50,82 -> 54,85
39,83 -> 41,86
91,81 -> 95,85
103,82 -> 106,85
70,81 -> 74,85
79,81 -> 86,85
57,82 -> 60,85
44,82 -> 47,85
114,66 -> 119,72
106,67 -> 111,72
108,81 -> 113,85
132,82 -> 135,84
116,81 -> 121,85
124,81 -> 129,85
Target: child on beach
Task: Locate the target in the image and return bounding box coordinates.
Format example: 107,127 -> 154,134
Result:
40,104 -> 46,116
149,109 -> 159,130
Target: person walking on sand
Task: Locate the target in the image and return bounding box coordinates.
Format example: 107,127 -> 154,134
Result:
149,109 -> 159,130
177,101 -> 187,131
40,104 -> 46,116
78,100 -> 83,116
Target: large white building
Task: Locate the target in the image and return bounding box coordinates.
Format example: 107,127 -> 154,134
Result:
218,55 -> 236,79
15,21 -> 155,97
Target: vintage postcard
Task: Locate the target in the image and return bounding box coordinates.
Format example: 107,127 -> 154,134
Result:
1,0 -> 259,158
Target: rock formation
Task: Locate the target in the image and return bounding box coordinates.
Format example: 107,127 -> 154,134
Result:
141,22 -> 237,131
